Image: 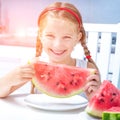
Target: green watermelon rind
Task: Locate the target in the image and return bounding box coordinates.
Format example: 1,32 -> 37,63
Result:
102,107 -> 120,120
102,112 -> 120,119
32,77 -> 84,98
102,112 -> 120,120
85,107 -> 120,119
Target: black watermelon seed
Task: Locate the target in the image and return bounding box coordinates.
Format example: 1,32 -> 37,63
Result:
99,98 -> 104,103
56,82 -> 59,86
71,73 -> 75,77
112,93 -> 116,96
64,88 -> 67,91
70,80 -> 73,85
75,83 -> 78,86
48,72 -> 50,75
45,64 -> 48,66
110,98 -> 114,102
101,93 -> 104,97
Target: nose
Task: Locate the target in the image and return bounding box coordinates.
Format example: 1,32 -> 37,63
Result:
53,38 -> 62,48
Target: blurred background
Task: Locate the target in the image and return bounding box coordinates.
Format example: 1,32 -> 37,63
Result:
0,0 -> 120,36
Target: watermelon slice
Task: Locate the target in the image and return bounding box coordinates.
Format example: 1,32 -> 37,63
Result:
85,80 -> 120,118
32,61 -> 96,98
102,107 -> 120,120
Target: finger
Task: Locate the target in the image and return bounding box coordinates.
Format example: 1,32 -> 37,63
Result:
20,65 -> 34,71
22,72 -> 35,77
86,80 -> 99,87
22,68 -> 35,73
21,77 -> 33,82
17,67 -> 35,79
84,81 -> 99,91
87,75 -> 99,82
87,85 -> 99,94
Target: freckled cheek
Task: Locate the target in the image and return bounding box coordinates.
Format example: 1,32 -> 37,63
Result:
43,43 -> 50,50
66,42 -> 76,49
41,39 -> 52,47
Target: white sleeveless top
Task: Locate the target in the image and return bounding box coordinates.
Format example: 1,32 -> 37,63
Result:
76,59 -> 87,68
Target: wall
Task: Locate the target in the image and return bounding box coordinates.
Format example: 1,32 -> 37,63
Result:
0,0 -> 120,33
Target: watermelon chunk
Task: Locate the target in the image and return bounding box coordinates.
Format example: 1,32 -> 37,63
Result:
85,80 -> 120,118
102,107 -> 120,120
32,61 -> 96,98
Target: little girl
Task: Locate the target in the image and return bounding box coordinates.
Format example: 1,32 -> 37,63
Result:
0,2 -> 101,100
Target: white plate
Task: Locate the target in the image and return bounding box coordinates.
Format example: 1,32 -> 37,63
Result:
24,94 -> 88,111
78,111 -> 101,120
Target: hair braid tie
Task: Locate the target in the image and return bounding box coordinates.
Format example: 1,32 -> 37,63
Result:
86,55 -> 91,60
82,43 -> 92,60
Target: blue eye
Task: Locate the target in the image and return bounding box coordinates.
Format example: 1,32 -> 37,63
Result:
46,34 -> 55,39
63,36 -> 72,40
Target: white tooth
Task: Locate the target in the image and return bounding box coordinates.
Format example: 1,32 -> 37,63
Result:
54,51 -> 63,54
55,52 -> 62,53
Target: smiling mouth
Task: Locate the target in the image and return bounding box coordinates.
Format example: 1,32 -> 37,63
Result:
50,49 -> 66,55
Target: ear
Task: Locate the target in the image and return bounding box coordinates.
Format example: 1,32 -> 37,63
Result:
77,32 -> 82,42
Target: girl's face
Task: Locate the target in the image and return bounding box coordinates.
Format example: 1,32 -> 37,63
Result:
40,17 -> 82,64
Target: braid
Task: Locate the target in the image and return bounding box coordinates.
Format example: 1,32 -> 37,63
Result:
36,35 -> 42,57
31,34 -> 42,94
78,25 -> 99,71
81,41 -> 99,71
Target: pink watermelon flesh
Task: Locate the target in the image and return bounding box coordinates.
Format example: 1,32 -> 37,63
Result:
32,61 -> 95,98
85,80 -> 120,118
104,107 -> 120,113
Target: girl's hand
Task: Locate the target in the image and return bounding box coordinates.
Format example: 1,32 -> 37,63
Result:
84,72 -> 101,100
8,64 -> 35,85
0,63 -> 35,97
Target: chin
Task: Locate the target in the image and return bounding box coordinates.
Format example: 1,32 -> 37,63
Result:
49,58 -> 64,64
